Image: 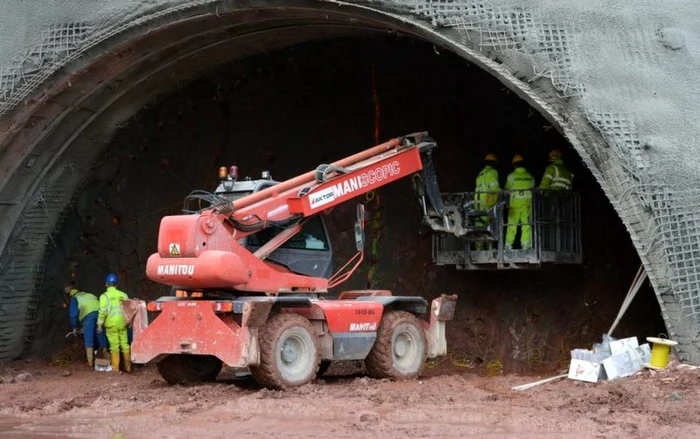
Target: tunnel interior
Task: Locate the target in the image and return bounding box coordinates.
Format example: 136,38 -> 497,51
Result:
31,33 -> 665,374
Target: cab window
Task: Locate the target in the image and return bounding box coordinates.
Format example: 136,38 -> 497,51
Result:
245,216 -> 329,251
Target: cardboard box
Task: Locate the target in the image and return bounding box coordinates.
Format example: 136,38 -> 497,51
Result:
603,349 -> 645,380
569,337 -> 650,383
568,359 -> 605,383
571,348 -> 607,363
630,343 -> 651,367
609,337 -> 639,356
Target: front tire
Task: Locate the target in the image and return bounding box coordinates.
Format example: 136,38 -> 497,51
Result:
365,311 -> 427,379
157,354 -> 222,384
250,313 -> 320,390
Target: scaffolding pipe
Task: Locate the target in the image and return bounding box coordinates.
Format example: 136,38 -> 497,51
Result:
607,265 -> 647,337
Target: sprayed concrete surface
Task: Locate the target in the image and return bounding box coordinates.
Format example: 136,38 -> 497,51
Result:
0,360 -> 699,438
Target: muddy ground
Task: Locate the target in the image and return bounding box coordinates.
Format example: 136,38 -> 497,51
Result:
0,359 -> 698,438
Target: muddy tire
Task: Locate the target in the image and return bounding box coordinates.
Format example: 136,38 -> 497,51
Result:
157,354 -> 222,385
365,310 -> 427,379
250,313 -> 320,390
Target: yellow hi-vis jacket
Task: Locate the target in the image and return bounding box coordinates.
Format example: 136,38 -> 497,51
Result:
540,157 -> 573,190
97,286 -> 129,330
506,167 -> 535,208
474,165 -> 500,210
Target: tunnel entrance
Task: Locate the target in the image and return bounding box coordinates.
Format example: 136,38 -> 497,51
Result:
31,34 -> 664,374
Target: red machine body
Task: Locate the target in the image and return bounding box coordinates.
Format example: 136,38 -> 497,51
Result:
145,136 -> 424,292
132,132 -> 458,389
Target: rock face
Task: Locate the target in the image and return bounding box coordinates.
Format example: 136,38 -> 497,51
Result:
0,0 -> 699,365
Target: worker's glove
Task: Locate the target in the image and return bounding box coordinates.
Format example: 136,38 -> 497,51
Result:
65,329 -> 79,338
96,326 -> 103,334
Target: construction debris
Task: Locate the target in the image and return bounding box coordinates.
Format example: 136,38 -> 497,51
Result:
511,373 -> 568,391
568,335 -> 651,383
15,372 -> 33,382
1,372 -> 35,383
94,359 -> 111,373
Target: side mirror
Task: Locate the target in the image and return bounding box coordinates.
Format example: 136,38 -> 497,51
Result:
354,204 -> 365,252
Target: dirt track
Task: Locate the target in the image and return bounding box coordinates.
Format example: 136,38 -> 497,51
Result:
0,360 -> 699,438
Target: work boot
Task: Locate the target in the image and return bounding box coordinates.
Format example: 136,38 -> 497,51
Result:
111,352 -> 120,372
86,348 -> 95,368
123,355 -> 132,374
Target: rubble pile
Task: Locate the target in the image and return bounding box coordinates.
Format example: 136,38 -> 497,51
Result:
568,335 -> 652,383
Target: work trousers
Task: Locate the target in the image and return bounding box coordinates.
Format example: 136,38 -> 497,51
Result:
81,312 -> 99,349
101,328 -> 131,351
505,207 -> 531,249
81,312 -> 108,350
106,326 -> 130,354
98,331 -> 108,350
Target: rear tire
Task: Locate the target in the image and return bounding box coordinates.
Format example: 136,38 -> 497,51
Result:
157,354 -> 222,385
250,313 -> 320,390
365,310 -> 427,379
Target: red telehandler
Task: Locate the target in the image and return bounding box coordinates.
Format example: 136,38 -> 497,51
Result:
132,132 -> 476,389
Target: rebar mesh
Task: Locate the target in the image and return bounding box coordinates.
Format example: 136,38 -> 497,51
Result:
410,0 -> 583,97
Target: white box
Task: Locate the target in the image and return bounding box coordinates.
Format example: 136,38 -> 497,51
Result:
568,359 -> 604,383
630,344 -> 651,368
571,348 -> 608,363
609,337 -> 639,356
603,349 -> 645,380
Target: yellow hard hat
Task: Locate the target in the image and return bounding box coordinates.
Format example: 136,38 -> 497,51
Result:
512,153 -> 524,164
484,153 -> 498,162
548,149 -> 562,160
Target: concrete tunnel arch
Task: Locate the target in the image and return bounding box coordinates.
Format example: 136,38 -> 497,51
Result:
0,0 -> 695,364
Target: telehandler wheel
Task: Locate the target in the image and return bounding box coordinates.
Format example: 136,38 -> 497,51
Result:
365,310 -> 427,380
157,354 -> 222,385
250,313 -> 321,390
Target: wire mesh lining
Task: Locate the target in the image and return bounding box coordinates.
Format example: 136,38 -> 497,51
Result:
410,1 -> 700,331
0,1 -> 224,117
410,0 -> 582,97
